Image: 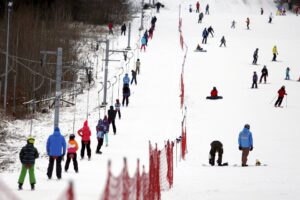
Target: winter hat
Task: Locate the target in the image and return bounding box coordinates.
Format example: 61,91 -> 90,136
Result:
27,136 -> 35,144
244,124 -> 250,129
110,105 -> 114,110
104,115 -> 108,120
69,134 -> 75,140
116,99 -> 119,103
84,120 -> 88,126
213,87 -> 216,90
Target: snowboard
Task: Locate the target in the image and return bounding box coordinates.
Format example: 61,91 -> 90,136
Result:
194,49 -> 207,52
232,164 -> 267,167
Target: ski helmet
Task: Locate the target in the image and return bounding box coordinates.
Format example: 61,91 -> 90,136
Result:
244,124 -> 250,129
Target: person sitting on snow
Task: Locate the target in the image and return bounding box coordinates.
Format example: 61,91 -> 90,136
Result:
206,87 -> 223,99
196,44 -> 203,51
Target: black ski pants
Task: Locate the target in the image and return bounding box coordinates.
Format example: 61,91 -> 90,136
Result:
275,96 -> 284,107
260,74 -> 267,83
110,119 -> 117,134
253,56 -> 258,64
202,37 -> 207,44
122,96 -> 129,106
47,156 -> 62,179
96,138 -> 104,153
81,140 -> 91,159
251,81 -> 258,88
272,53 -> 277,61
64,153 -> 78,172
209,147 -> 223,166
131,77 -> 137,85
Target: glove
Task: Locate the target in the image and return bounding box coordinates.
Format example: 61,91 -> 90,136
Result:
250,146 -> 253,151
239,146 -> 242,150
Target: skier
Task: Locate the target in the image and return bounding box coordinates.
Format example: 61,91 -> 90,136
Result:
238,124 -> 253,167
140,36 -> 147,52
198,12 -> 204,23
18,137 -> 39,190
77,120 -> 92,160
209,141 -> 227,166
251,71 -> 258,89
151,16 -> 157,29
259,65 -> 268,83
231,20 -> 236,28
206,87 -> 223,100
285,67 -> 290,80
148,26 -> 154,39
135,59 -> 141,74
123,73 -> 130,86
108,23 -> 113,35
96,119 -> 105,154
155,1 -> 162,13
246,17 -> 250,29
274,86 -> 287,107
207,26 -> 214,37
202,28 -> 208,44
115,99 -> 121,119
143,30 -> 149,45
122,84 -> 131,107
189,4 -> 192,13
121,23 -> 126,35
261,7 -> 264,15
196,1 -> 200,13
205,4 -> 209,15
64,134 -> 78,173
108,105 -> 117,135
269,13 -> 273,23
46,127 -> 66,180
252,48 -> 259,65
219,36 -> 226,47
102,115 -> 110,146
131,69 -> 137,85
272,45 -> 278,61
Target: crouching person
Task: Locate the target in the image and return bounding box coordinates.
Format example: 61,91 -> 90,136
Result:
18,137 -> 39,190
209,140 -> 227,166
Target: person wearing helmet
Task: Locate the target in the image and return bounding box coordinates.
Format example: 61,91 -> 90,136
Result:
108,105 -> 117,134
18,137 -> 39,190
115,99 -> 121,119
64,134 -> 78,173
206,87 -> 223,100
274,85 -> 287,107
238,124 -> 253,167
96,119 -> 105,154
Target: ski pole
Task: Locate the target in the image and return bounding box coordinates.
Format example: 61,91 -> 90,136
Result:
269,96 -> 277,104
286,95 -> 288,108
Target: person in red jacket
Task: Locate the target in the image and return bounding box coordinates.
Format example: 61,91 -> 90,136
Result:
77,120 -> 92,160
274,86 -> 287,107
207,87 -> 223,100
196,1 -> 200,13
108,23 -> 113,35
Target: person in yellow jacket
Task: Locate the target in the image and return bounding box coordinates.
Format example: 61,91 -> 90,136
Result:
272,45 -> 278,61
64,134 -> 79,173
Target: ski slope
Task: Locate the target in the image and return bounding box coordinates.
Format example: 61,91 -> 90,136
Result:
1,0 -> 300,199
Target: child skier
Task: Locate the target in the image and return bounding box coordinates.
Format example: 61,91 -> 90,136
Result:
96,119 -> 105,154
77,120 -> 92,160
64,134 -> 78,173
18,137 -> 39,190
115,99 -> 121,119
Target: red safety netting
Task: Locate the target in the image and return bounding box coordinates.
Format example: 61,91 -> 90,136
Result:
181,119 -> 187,161
180,73 -> 184,109
58,181 -> 75,200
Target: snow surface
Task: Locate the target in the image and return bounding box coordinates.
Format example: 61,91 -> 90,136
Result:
1,0 -> 300,199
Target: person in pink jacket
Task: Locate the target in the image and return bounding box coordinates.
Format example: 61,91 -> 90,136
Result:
77,120 -> 92,160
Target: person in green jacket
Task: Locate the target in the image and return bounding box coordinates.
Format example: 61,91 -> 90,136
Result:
18,136 -> 39,190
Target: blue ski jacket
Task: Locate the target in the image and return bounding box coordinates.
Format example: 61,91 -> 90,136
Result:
238,128 -> 253,148
46,127 -> 66,156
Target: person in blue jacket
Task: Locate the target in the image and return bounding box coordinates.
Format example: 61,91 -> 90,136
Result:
202,28 -> 208,44
238,124 -> 253,167
46,127 -> 66,179
123,73 -> 130,86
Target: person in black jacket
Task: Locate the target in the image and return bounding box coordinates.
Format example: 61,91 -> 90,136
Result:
253,48 -> 259,65
259,65 -> 268,83
121,23 -> 126,35
219,36 -> 226,47
122,85 -> 130,107
207,26 -> 214,37
209,141 -> 227,166
251,71 -> 258,89
108,105 -> 117,134
131,70 -> 137,85
18,137 -> 39,190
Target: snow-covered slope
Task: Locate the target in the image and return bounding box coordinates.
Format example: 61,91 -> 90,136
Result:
1,0 -> 300,199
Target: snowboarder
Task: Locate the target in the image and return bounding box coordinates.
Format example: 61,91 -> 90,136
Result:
108,23 -> 113,35
251,71 -> 258,89
202,28 -> 208,44
196,1 -> 200,13
155,2 -> 162,13
115,99 -> 121,119
96,119 -> 105,154
207,26 -> 214,37
269,13 -> 273,23
285,67 -> 290,80
141,36 -> 147,52
123,73 -> 130,86
261,7 -> 264,15
108,105 -> 117,134
46,127 -> 66,180
231,20 -> 236,28
198,12 -> 204,23
238,124 -> 253,167
64,134 -> 78,173
246,17 -> 250,29
206,87 -> 223,99
102,116 -> 110,147
205,4 -> 209,15
121,23 -> 126,35
18,137 -> 39,190
219,36 -> 226,47
252,48 -> 259,65
274,86 -> 287,107
195,44 -> 204,51
122,84 -> 131,107
135,59 -> 141,74
259,65 -> 268,83
77,120 -> 92,160
131,69 -> 137,85
272,45 -> 278,61
209,141 -> 227,166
